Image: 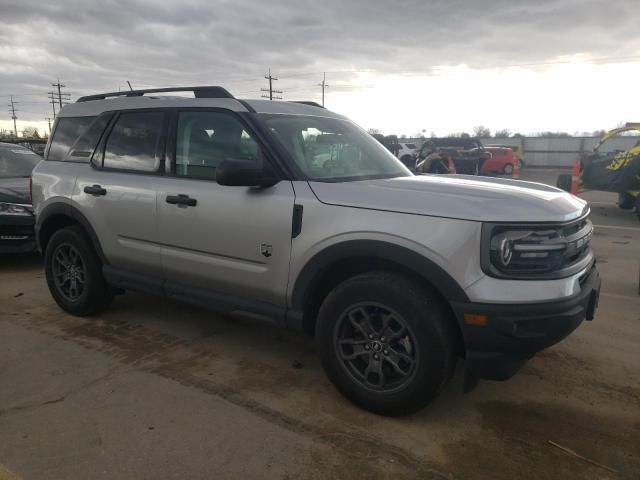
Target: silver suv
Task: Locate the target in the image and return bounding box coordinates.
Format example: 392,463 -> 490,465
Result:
31,86 -> 600,415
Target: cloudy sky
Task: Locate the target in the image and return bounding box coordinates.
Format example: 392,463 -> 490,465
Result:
1,0 -> 639,137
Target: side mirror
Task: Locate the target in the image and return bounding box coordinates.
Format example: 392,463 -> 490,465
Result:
216,159 -> 279,188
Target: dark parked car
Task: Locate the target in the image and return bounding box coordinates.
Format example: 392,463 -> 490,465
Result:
0,142 -> 41,253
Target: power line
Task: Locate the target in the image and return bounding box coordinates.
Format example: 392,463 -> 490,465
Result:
261,68 -> 282,100
318,72 -> 329,107
48,92 -> 57,120
8,96 -> 18,137
51,79 -> 71,108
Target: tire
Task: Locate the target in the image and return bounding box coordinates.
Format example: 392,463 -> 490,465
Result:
44,225 -> 113,316
618,193 -> 635,210
556,173 -> 572,192
400,155 -> 414,169
316,272 -> 456,416
503,163 -> 514,175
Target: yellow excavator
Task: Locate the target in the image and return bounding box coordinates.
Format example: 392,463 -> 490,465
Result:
557,124 -> 640,220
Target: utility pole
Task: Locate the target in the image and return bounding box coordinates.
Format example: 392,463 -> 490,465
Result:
48,92 -> 57,120
46,117 -> 53,135
261,68 -> 282,100
8,96 -> 18,138
51,79 -> 70,108
318,72 -> 329,107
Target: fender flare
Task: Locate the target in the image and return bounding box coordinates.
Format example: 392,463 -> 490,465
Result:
290,239 -> 470,313
36,202 -> 107,263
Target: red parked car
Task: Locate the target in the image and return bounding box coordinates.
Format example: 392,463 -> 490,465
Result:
481,147 -> 519,175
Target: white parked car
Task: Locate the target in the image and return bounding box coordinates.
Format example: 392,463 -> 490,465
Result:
397,142 -> 420,169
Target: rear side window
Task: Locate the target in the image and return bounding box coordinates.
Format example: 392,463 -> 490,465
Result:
66,113 -> 113,162
102,112 -> 164,172
47,116 -> 96,161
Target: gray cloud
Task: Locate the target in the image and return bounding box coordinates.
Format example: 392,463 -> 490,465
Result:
1,0 -> 639,122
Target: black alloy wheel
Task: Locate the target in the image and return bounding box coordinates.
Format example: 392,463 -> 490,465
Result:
335,303 -> 418,392
51,243 -> 86,302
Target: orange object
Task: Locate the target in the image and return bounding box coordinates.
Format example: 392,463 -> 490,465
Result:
513,158 -> 521,179
570,155 -> 581,195
448,154 -> 457,174
463,313 -> 487,326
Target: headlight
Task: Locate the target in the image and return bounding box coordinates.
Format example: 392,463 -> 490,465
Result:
481,216 -> 593,279
0,203 -> 33,216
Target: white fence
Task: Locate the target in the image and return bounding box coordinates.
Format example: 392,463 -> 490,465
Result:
404,136 -> 640,167
482,136 -> 640,167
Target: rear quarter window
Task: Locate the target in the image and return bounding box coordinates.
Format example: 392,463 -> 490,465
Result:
66,113 -> 113,163
46,116 -> 96,161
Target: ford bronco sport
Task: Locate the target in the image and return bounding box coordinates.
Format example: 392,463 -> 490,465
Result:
31,86 -> 601,415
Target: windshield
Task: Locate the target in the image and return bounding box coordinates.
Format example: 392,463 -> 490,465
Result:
0,146 -> 41,177
261,114 -> 411,181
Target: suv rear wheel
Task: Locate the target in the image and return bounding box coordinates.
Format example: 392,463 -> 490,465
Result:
618,192 -> 635,210
44,226 -> 113,316
316,272 -> 455,416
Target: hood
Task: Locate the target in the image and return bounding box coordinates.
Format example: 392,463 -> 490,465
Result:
0,177 -> 31,204
308,175 -> 587,223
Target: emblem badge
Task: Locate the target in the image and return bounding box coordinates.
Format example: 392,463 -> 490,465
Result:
260,243 -> 273,258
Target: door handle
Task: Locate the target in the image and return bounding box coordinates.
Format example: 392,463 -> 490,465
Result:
84,184 -> 107,196
166,194 -> 197,207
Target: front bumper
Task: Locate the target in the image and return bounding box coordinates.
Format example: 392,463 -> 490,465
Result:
0,214 -> 36,253
452,265 -> 601,381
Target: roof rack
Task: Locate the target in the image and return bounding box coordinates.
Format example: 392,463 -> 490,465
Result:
76,86 -> 235,103
289,101 -> 325,109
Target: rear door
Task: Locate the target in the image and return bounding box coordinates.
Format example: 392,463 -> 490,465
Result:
73,110 -> 167,278
155,109 -> 295,309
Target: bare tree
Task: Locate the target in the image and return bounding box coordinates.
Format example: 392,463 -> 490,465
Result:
21,126 -> 39,138
473,126 -> 491,137
494,129 -> 511,138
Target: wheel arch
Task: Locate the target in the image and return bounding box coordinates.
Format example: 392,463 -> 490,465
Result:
37,203 -> 107,263
288,240 -> 468,350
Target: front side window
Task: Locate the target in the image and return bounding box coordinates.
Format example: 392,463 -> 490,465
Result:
47,116 -> 96,161
103,112 -> 164,172
175,111 -> 262,179
262,115 -> 411,182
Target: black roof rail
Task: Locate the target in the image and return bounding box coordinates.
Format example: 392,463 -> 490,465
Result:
76,86 -> 235,103
289,101 -> 325,109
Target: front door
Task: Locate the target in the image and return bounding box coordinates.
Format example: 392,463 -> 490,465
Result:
156,110 -> 295,309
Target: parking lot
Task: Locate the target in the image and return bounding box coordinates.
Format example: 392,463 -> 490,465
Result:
0,169 -> 638,480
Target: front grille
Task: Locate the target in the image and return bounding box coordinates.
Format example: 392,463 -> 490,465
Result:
559,217 -> 593,270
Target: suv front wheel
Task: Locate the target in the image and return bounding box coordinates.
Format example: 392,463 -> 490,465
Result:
44,225 -> 113,316
316,272 -> 455,416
